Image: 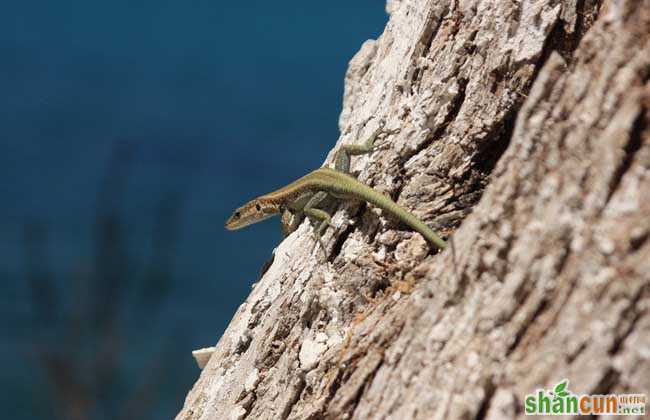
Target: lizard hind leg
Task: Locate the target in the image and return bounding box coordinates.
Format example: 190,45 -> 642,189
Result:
334,125 -> 382,173
333,121 -> 400,174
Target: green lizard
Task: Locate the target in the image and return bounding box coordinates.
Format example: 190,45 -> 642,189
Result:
225,124 -> 446,251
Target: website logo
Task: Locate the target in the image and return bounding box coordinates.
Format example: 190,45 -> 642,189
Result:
524,379 -> 646,416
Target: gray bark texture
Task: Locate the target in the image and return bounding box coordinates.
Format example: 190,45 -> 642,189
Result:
177,0 -> 650,418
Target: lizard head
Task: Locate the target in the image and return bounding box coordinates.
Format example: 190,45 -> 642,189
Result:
225,199 -> 278,230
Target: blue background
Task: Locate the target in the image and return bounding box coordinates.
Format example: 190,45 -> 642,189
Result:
1,1 -> 387,418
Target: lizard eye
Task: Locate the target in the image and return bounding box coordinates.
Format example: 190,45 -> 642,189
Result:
255,203 -> 261,211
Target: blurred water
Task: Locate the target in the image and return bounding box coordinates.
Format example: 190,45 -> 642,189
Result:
0,1 -> 387,418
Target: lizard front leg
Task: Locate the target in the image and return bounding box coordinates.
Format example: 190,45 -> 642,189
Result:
280,209 -> 303,237
282,192 -> 333,251
281,191 -> 314,236
303,191 -> 333,253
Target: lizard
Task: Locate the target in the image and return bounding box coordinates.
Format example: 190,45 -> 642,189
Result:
225,123 -> 446,251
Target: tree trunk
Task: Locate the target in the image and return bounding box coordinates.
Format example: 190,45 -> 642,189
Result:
177,0 -> 650,418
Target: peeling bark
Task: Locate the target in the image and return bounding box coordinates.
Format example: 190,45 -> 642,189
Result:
177,0 -> 650,419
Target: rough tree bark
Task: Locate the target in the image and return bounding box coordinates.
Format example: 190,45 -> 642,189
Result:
178,0 -> 649,418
